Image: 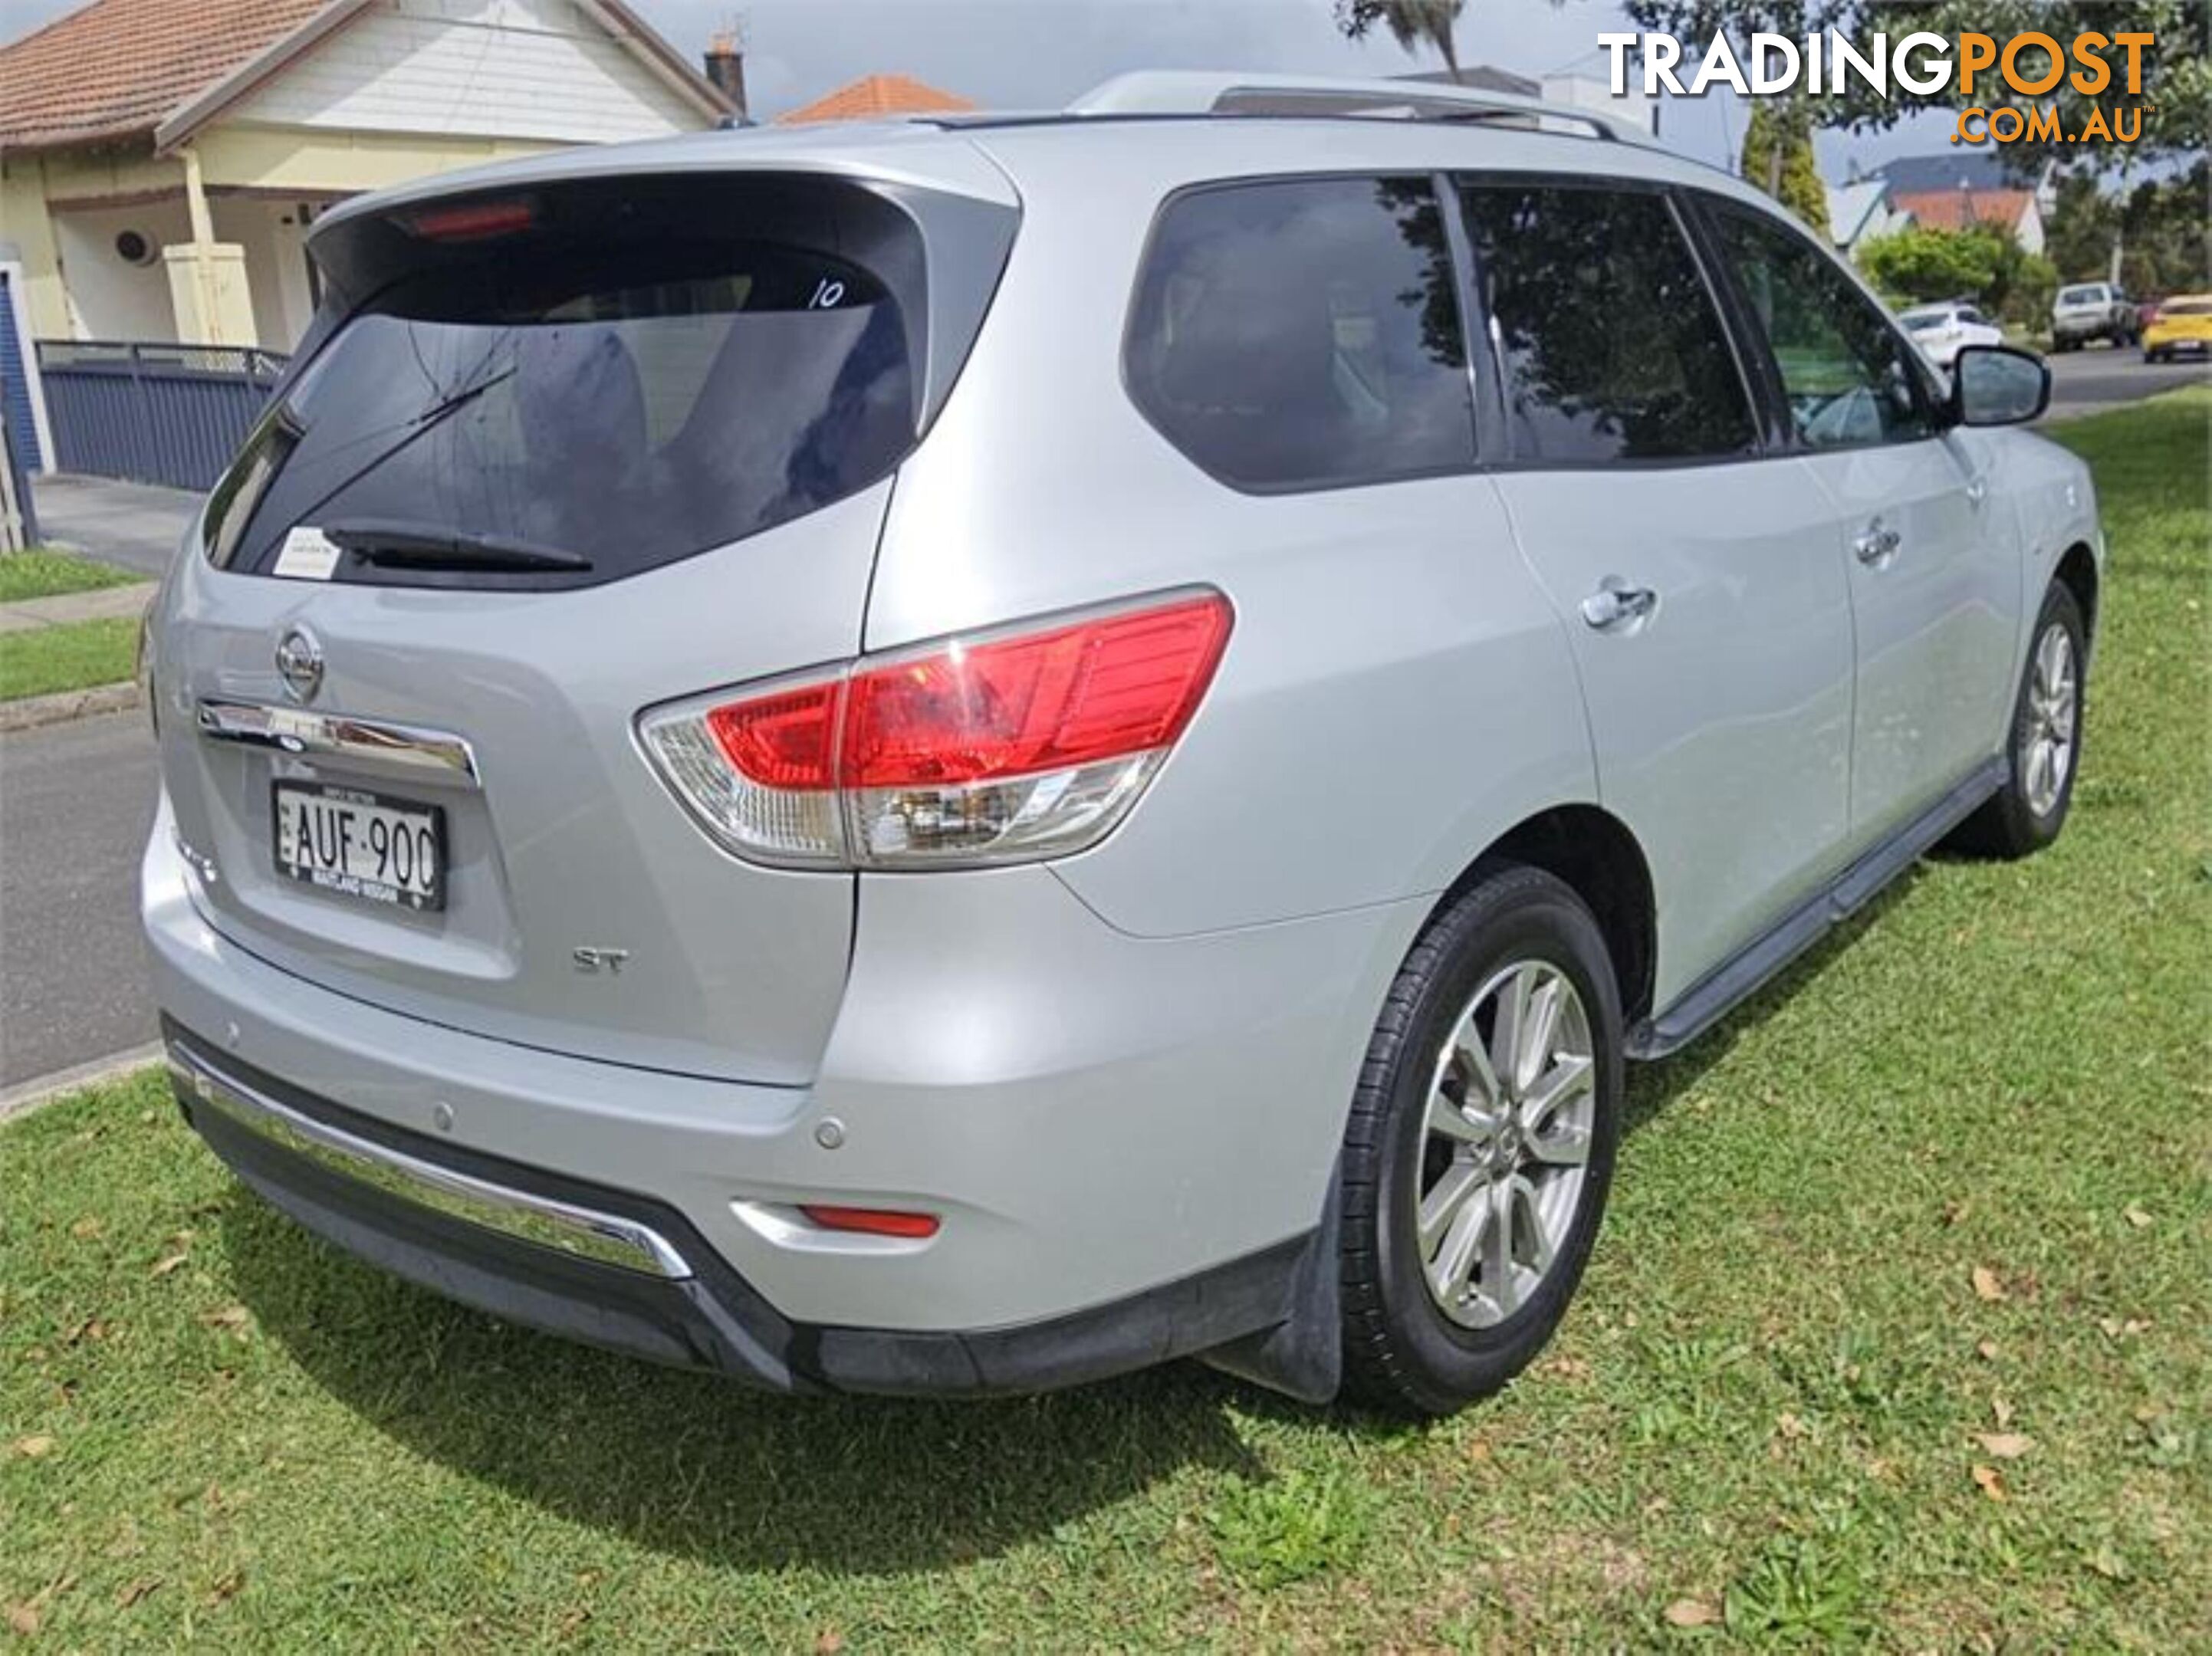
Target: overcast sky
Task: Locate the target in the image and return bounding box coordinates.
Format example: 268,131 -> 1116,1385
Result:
7,0 -> 1949,176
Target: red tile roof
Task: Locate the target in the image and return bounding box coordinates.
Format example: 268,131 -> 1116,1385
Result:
1891,188 -> 2035,235
0,0 -> 332,151
776,73 -> 975,126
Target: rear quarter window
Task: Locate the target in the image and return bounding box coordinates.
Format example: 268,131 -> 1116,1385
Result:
1123,176 -> 1476,492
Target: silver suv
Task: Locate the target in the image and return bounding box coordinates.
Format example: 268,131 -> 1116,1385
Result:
143,73 -> 2102,1416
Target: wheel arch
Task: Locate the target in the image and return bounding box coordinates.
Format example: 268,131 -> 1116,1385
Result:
2053,540 -> 2099,643
1441,804 -> 1658,1026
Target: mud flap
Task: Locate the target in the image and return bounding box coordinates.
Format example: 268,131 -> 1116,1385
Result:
1198,1173 -> 1343,1404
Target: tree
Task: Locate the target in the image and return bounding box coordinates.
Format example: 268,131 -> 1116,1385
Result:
1336,0 -> 1468,79
2044,158 -> 2210,288
1859,225 -> 2007,303
2044,169 -> 2122,280
2115,159 -> 2212,293
1740,100 -> 1832,237
1855,223 -> 2056,324
1618,0 -> 2209,175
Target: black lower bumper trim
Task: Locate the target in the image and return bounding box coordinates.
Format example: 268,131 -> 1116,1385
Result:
166,1019 -> 1310,1398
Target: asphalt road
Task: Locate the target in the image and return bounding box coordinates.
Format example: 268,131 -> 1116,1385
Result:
2043,342 -> 2211,416
0,711 -> 160,1087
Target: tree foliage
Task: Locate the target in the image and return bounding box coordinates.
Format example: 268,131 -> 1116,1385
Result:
1740,100 -> 1832,237
1618,0 -> 2209,173
1856,224 -> 2056,323
1336,0 -> 1467,78
2046,159 -> 2212,290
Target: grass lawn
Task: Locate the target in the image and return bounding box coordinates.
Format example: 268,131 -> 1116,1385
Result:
0,548 -> 141,604
4,393 -> 2206,1649
0,617 -> 140,702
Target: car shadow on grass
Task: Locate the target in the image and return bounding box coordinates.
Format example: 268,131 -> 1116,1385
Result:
215,1188 -> 1267,1576
212,871 -> 1922,1571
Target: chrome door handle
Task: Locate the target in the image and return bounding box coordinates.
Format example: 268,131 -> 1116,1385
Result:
1579,579 -> 1658,632
1853,519 -> 1902,568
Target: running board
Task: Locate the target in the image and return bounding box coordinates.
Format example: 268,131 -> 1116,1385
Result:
1626,757 -> 2008,1061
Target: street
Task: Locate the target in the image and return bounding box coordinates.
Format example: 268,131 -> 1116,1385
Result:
2042,342 -> 2211,417
0,710 -> 159,1087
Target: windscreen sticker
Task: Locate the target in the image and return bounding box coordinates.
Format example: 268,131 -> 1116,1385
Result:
273,526 -> 341,581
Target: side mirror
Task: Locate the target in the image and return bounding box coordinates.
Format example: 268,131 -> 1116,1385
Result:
1950,344 -> 2050,426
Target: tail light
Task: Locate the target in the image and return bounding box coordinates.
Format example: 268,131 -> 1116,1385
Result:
639,590 -> 1232,869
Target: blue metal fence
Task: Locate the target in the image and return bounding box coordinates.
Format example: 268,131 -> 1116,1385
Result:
1,274 -> 44,472
35,340 -> 287,491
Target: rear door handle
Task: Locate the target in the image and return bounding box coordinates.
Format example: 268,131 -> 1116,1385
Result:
1580,579 -> 1658,632
1853,519 -> 1902,568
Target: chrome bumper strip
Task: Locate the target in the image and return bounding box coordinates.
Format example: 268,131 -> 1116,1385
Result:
196,699 -> 480,787
168,1042 -> 692,1279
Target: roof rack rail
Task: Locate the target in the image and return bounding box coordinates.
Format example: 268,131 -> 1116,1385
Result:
1068,70 -> 1652,147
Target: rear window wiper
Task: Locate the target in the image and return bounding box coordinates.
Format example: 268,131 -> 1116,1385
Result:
322,518 -> 594,573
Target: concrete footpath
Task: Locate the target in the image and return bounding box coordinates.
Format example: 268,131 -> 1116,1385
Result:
0,582 -> 155,633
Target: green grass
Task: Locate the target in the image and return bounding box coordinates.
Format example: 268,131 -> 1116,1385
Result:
0,616 -> 139,701
5,392 -> 2207,1650
0,547 -> 141,603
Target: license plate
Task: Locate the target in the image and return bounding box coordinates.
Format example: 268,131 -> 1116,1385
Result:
271,782 -> 445,912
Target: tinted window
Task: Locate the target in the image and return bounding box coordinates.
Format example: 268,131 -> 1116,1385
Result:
203,175 -> 995,590
1458,185 -> 1756,464
1710,204 -> 1938,451
1126,176 -> 1474,491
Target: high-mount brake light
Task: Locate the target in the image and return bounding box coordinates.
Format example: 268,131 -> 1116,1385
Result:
405,199 -> 537,242
638,591 -> 1232,869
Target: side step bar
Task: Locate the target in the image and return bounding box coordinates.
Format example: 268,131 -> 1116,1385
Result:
1627,757 -> 2007,1060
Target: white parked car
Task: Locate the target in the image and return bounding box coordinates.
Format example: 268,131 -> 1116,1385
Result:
1899,302 -> 2007,368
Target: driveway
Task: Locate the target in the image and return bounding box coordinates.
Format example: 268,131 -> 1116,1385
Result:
0,710 -> 160,1087
31,472 -> 198,577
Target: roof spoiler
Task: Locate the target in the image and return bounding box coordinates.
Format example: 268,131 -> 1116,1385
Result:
1068,70 -> 1652,147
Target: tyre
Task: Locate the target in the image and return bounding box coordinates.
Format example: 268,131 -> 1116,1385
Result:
1339,866 -> 1623,1418
1951,581 -> 2085,859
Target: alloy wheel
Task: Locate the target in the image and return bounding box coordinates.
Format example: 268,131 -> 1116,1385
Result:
1416,960 -> 1596,1329
2023,622 -> 2078,819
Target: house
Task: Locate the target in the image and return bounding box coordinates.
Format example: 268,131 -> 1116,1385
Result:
777,74 -> 975,125
0,0 -> 734,357
1867,153 -> 2056,256
1826,177 -> 1915,258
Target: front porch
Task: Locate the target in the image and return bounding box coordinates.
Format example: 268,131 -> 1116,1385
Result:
45,176 -> 327,352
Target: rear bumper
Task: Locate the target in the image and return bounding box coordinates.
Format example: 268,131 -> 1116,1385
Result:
145,793 -> 1425,1389
168,1022 -> 1307,1395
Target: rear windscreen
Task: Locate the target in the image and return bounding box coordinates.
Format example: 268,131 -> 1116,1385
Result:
206,175 -> 1004,589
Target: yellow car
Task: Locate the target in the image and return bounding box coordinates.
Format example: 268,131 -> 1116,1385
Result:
2144,294 -> 2212,363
